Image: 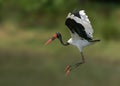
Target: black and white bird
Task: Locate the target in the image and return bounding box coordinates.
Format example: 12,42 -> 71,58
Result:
45,10 -> 100,75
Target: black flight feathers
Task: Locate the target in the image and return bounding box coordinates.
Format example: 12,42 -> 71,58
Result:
65,18 -> 92,41
72,9 -> 81,19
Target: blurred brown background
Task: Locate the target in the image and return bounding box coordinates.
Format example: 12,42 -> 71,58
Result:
0,0 -> 120,86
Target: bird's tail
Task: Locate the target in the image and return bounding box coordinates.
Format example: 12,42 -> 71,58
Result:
90,39 -> 100,42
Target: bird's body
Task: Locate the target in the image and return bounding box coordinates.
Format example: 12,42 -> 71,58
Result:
66,10 -> 95,52
67,37 -> 91,52
45,10 -> 100,75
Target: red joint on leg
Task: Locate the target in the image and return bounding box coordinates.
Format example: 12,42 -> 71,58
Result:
53,34 -> 57,39
65,65 -> 71,76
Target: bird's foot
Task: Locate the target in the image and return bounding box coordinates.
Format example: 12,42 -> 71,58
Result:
65,63 -> 83,76
65,65 -> 72,76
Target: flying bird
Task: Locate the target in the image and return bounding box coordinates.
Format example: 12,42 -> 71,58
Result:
45,10 -> 100,75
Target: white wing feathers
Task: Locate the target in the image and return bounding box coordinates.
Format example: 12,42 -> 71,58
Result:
66,10 -> 94,38
79,10 -> 90,24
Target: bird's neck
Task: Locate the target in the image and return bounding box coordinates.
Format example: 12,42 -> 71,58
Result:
58,34 -> 69,46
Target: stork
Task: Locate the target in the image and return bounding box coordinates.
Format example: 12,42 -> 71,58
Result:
45,10 -> 100,75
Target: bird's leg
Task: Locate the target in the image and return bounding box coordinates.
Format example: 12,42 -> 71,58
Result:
74,52 -> 85,67
65,52 -> 85,76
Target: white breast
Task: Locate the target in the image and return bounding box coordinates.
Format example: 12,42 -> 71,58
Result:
67,33 -> 91,52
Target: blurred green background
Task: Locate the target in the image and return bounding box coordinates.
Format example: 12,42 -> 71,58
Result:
0,0 -> 120,86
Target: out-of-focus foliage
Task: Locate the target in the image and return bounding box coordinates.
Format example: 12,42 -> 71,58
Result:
1,0 -> 120,40
0,0 -> 120,40
0,0 -> 78,16
0,0 -> 79,27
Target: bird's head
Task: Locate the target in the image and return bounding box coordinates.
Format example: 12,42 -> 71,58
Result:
45,32 -> 61,45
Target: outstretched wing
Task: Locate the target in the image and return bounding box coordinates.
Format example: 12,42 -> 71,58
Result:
65,10 -> 93,41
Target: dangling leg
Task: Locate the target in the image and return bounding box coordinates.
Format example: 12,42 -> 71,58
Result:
65,52 -> 85,76
74,52 -> 85,67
